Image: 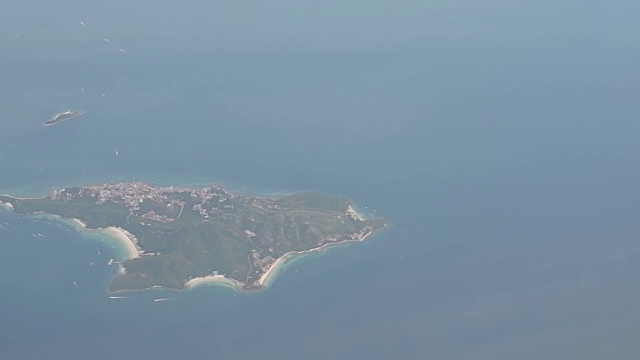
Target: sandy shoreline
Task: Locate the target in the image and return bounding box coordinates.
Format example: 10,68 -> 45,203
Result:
72,218 -> 88,228
29,211 -> 140,261
67,217 -> 139,260
0,196 -> 139,261
185,274 -> 240,290
110,274 -> 242,294
103,227 -> 140,260
112,229 -> 379,294
258,229 -> 377,287
347,204 -> 366,221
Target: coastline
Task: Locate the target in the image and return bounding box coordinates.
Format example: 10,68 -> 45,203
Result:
109,229 -> 381,295
44,110 -> 85,127
103,227 -> 140,260
2,184 -> 388,294
72,218 -> 88,228
0,201 -> 14,211
31,212 -> 140,261
258,228 -> 378,288
347,204 -> 366,221
184,274 -> 240,290
109,274 -> 243,295
73,220 -> 139,260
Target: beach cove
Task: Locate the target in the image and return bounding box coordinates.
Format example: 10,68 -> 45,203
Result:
0,201 -> 139,263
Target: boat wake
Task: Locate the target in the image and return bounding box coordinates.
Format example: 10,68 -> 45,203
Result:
153,298 -> 178,302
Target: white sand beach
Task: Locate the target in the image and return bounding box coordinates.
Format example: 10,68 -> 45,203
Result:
2,207 -> 140,263
258,253 -> 291,286
185,274 -> 240,290
72,218 -> 88,228
67,217 -> 138,260
258,229 -> 376,287
103,227 -> 140,260
347,205 -> 362,221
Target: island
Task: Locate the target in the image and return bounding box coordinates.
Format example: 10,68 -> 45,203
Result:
44,110 -> 85,126
0,182 -> 388,292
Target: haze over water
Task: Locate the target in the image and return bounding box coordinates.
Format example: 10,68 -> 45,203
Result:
1,1 -> 640,359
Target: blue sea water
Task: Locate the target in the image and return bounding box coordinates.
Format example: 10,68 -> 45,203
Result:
2,1 -> 640,359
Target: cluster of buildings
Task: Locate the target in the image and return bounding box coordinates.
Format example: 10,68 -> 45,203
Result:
51,182 -> 238,222
141,209 -> 178,223
84,182 -> 169,211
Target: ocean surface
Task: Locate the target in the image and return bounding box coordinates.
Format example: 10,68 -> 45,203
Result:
2,1 -> 640,359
